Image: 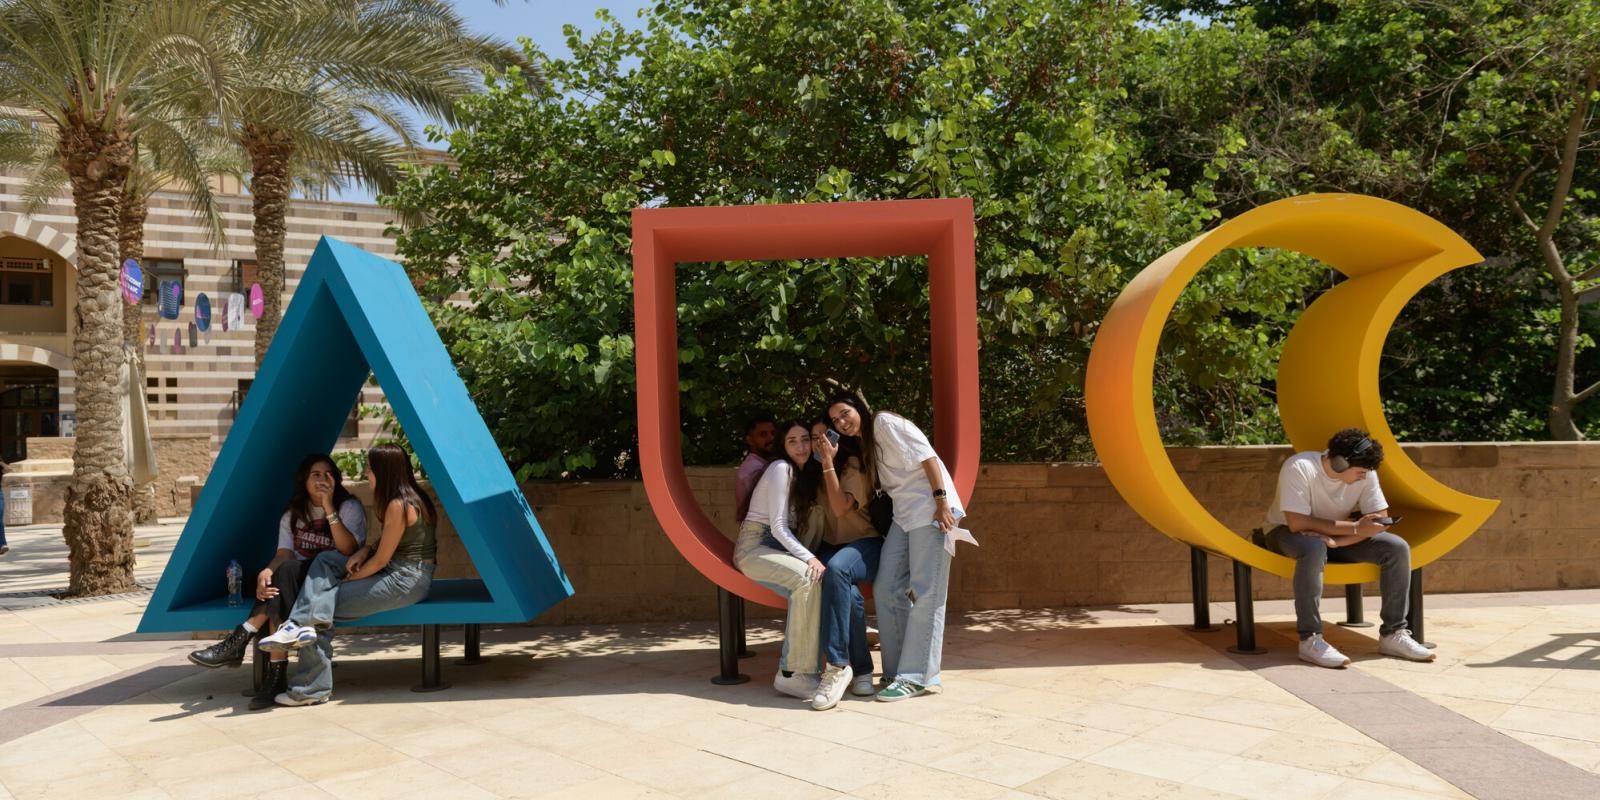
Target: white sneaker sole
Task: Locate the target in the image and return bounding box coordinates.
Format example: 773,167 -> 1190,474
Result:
1380,646 -> 1436,662
1299,652 -> 1351,669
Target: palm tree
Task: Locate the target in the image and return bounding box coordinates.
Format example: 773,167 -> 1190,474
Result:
224,0 -> 522,366
1,121 -> 235,523
0,0 -> 230,595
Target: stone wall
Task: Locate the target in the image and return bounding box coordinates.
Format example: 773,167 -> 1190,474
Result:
419,442 -> 1600,625
2,434 -> 216,523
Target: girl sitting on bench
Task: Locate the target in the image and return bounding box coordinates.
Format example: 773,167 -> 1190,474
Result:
735,419 -> 828,700
258,445 -> 437,706
187,453 -> 367,711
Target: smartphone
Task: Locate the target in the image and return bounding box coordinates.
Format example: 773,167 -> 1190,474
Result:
1376,516 -> 1403,526
824,429 -> 840,446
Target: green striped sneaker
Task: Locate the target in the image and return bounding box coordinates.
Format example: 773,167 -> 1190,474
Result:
875,678 -> 927,702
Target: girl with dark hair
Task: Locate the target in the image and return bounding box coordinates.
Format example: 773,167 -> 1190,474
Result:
806,417 -> 882,710
735,420 -> 828,700
827,392 -> 964,702
258,445 -> 437,706
188,453 -> 368,710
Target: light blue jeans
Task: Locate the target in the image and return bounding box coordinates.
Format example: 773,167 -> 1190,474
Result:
285,549 -> 434,701
874,522 -> 951,687
733,521 -> 822,674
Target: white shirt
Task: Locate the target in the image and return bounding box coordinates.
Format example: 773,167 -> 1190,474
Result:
873,412 -> 964,532
1266,451 -> 1387,528
741,459 -> 815,562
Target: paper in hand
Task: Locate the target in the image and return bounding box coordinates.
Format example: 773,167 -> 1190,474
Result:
944,527 -> 979,557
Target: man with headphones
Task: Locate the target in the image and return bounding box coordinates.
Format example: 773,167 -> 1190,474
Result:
1264,428 -> 1436,668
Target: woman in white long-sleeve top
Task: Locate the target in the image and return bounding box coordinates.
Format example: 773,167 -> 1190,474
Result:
735,419 -> 827,701
827,392 -> 965,702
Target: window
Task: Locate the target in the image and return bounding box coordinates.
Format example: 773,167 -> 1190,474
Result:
231,259 -> 258,294
143,259 -> 186,308
0,257 -> 52,306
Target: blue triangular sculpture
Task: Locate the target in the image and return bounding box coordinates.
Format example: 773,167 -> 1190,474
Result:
139,237 -> 573,632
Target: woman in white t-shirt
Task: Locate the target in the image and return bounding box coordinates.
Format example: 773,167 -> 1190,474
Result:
827,393 -> 964,702
187,453 -> 367,710
735,420 -> 828,700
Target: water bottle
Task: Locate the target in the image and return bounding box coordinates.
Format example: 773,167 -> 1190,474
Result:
226,560 -> 243,607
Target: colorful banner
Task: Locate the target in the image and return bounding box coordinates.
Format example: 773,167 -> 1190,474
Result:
158,279 -> 181,320
119,259 -> 143,305
248,283 -> 264,319
195,293 -> 211,332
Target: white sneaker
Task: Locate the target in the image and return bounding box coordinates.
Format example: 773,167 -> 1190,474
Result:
1298,634 -> 1351,668
258,621 -> 316,653
274,691 -> 329,707
849,674 -> 876,697
1379,630 -> 1437,662
812,664 -> 853,711
773,671 -> 820,700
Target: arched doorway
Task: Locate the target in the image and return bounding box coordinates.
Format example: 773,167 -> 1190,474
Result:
0,364 -> 59,461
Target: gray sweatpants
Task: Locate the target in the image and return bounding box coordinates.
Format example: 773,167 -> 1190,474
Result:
1266,526 -> 1411,639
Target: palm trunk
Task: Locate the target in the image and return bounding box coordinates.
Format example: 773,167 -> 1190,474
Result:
58,117 -> 138,596
243,124 -> 293,368
118,192 -> 158,524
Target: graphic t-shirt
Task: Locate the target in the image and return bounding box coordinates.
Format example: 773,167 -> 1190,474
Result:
276,497 -> 368,560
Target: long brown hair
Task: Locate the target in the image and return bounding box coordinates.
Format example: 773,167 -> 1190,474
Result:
368,445 -> 436,527
771,420 -> 822,539
826,392 -> 879,488
285,453 -> 354,532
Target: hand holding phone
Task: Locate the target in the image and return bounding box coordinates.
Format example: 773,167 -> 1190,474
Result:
1375,516 -> 1403,527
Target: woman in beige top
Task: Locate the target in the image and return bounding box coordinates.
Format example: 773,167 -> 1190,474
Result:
805,417 -> 883,711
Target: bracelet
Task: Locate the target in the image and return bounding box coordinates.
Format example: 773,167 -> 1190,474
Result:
823,468 -> 836,474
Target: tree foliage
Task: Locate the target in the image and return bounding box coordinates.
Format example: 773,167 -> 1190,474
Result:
387,0 -> 1600,478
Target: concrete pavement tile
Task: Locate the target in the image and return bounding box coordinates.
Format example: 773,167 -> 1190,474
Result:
1085,737 -> 1234,784
1237,730 -> 1389,777
1052,701 -> 1181,736
995,718 -> 1129,760
927,740 -> 1073,787
1139,716 -> 1280,755
1185,755 -> 1346,800
1021,761 -> 1182,800
853,767 -> 1009,799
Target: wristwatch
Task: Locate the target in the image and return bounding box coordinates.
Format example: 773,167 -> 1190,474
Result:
931,489 -> 947,499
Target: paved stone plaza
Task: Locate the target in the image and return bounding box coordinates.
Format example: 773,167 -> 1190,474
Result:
2,520 -> 1599,799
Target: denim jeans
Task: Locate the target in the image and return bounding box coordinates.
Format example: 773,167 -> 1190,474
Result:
285,549 -> 435,701
815,537 -> 883,674
733,521 -> 822,674
1267,526 -> 1411,638
874,523 -> 951,686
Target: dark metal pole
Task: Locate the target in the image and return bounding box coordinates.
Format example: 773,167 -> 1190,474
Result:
412,624 -> 450,692
456,623 -> 487,666
1338,583 -> 1374,627
1189,548 -> 1219,632
243,631 -> 267,697
712,587 -> 750,685
735,597 -> 753,658
1407,568 -> 1435,649
1228,560 -> 1266,655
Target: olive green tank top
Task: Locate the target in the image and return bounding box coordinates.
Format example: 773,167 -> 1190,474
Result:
392,506 -> 437,563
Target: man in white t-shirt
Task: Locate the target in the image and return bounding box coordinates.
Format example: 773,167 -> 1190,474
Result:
1265,428 -> 1435,668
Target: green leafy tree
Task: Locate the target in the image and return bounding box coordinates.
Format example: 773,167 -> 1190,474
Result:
1134,0 -> 1600,441
386,0 -> 1328,477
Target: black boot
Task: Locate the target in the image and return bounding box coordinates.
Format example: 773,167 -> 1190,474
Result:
188,624 -> 253,668
248,659 -> 289,710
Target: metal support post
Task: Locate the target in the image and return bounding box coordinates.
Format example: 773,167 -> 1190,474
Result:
1228,560 -> 1266,655
412,624 -> 450,692
1189,547 -> 1219,632
712,587 -> 750,685
1338,583 -> 1374,627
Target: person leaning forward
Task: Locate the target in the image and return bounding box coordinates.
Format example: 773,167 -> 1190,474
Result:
1263,428 -> 1436,668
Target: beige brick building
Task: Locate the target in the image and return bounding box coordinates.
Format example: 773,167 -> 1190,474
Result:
0,173 -> 398,518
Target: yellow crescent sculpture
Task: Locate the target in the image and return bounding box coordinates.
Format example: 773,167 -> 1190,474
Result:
1086,194 -> 1499,583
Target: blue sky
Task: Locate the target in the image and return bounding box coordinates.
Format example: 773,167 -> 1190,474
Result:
332,0 -> 653,202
